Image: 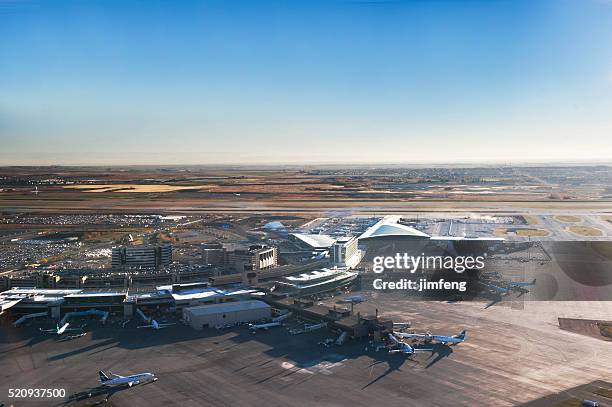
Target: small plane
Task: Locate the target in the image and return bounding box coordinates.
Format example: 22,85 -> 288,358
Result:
387,333 -> 432,356
40,322 -> 82,335
394,329 -> 467,345
137,319 -> 175,330
249,321 -> 281,332
98,370 -> 157,387
249,312 -> 293,332
336,295 -> 365,304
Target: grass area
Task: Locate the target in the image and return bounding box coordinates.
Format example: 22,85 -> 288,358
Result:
494,228 -> 550,237
555,215 -> 581,222
568,226 -> 603,237
516,228 -> 550,237
522,215 -> 540,225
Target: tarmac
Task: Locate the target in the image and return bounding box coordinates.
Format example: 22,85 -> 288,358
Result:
0,296 -> 611,407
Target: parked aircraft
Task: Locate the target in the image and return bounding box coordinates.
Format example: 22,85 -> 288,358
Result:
40,322 -> 82,335
249,321 -> 281,332
394,329 -> 467,345
387,333 -> 431,356
98,371 -> 157,387
137,319 -> 175,330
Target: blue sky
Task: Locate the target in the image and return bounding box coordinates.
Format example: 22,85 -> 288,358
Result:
1,0 -> 612,165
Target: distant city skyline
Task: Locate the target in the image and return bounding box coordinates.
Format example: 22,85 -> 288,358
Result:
2,0 -> 612,165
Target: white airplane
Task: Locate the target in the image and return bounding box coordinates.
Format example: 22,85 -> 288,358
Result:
394,329 -> 467,345
98,370 -> 157,387
40,322 -> 82,335
249,321 -> 281,332
137,319 -> 175,330
387,333 -> 431,356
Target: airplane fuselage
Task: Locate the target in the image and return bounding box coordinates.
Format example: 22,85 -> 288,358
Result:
101,373 -> 155,387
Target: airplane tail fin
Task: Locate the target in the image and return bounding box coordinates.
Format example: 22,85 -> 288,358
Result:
457,330 -> 467,340
530,278 -> 536,285
99,370 -> 109,383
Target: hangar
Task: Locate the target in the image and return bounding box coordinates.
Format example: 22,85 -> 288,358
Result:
182,300 -> 271,330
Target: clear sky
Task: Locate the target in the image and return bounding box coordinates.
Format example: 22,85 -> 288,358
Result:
1,0 -> 612,165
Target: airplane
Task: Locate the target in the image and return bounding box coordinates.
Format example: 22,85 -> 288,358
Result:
137,319 -> 175,330
394,329 -> 467,345
249,321 -> 281,332
387,333 -> 432,356
336,295 -> 365,304
98,370 -> 157,388
40,322 -> 82,335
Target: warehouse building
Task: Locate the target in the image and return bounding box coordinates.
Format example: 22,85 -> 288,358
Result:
182,300 -> 270,330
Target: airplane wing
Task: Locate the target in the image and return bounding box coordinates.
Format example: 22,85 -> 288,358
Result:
137,325 -> 153,329
110,372 -> 124,378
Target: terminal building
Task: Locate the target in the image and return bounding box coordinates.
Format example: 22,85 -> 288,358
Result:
0,282 -> 259,321
357,215 -> 504,263
111,244 -> 172,270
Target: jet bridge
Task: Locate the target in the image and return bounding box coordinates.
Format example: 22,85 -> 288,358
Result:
60,309 -> 109,325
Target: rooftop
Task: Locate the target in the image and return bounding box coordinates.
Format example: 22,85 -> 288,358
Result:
290,233 -> 336,249
358,220 -> 430,240
184,299 -> 269,315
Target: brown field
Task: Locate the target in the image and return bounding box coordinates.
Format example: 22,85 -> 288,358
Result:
555,215 -> 582,223
522,215 -> 540,224
568,226 -> 604,236
494,228 -> 550,237
2,166 -> 612,215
